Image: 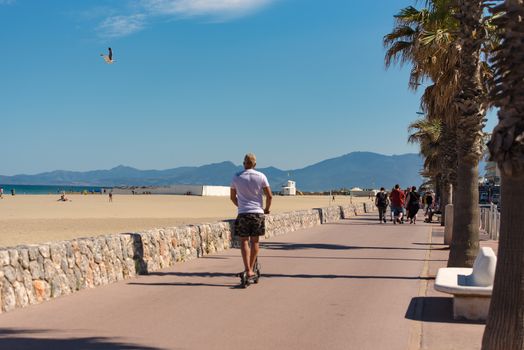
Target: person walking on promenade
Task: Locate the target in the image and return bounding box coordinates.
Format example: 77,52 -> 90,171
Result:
389,184 -> 405,224
404,187 -> 411,221
406,186 -> 421,224
424,190 -> 435,222
230,153 -> 273,279
375,187 -> 389,223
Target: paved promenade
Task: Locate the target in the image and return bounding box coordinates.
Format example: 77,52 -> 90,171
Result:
0,214 -> 488,350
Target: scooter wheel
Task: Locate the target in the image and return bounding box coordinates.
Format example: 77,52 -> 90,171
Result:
240,272 -> 249,288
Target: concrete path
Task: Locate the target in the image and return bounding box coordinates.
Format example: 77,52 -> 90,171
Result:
0,214 -> 486,349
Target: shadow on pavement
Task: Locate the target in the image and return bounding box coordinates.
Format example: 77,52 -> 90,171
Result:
129,281 -> 235,288
0,328 -> 164,350
259,255 -> 447,262
148,271 -> 237,278
327,220 -> 406,226
261,242 -> 449,251
128,271 -> 435,289
215,253 -> 447,262
260,273 -> 435,280
405,297 -> 485,325
412,242 -> 448,246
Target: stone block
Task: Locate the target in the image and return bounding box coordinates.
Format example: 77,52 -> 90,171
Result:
39,245 -> 51,259
50,243 -> 65,264
28,246 -> 40,261
33,280 -> 50,302
29,260 -> 44,280
3,266 -> 16,284
14,265 -> 24,282
73,266 -> 83,290
2,281 -> 16,312
23,270 -> 36,305
0,250 -> 9,266
43,259 -> 57,281
50,276 -> 62,298
19,249 -> 30,269
8,250 -> 19,268
13,281 -> 28,308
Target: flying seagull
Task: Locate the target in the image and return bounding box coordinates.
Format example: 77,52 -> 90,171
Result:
100,47 -> 115,64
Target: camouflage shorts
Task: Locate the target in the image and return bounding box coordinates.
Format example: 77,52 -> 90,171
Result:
235,213 -> 266,237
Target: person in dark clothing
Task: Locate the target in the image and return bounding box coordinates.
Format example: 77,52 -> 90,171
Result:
406,186 -> 421,224
375,187 -> 389,223
424,190 -> 435,222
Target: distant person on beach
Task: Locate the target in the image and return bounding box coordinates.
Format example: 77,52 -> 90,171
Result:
230,153 -> 273,279
58,191 -> 71,202
389,184 -> 405,224
375,187 -> 389,223
109,191 -> 113,202
406,186 -> 421,224
11,189 -> 15,196
0,187 -> 3,198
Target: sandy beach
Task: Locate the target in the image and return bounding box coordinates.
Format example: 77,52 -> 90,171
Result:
0,194 -> 370,247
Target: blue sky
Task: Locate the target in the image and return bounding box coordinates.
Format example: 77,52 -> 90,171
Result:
0,0 -> 497,175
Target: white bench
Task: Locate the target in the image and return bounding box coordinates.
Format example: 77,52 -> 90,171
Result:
434,247 -> 497,321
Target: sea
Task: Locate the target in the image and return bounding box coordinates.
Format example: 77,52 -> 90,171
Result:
0,184 -> 104,195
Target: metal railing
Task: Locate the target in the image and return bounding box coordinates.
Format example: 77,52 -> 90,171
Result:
480,203 -> 500,240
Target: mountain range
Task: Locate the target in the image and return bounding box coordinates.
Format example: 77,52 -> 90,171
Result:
0,152 -> 425,192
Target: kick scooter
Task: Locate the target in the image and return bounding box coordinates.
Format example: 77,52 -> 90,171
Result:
239,258 -> 261,288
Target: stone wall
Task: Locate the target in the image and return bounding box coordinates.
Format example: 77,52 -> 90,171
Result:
265,209 -> 321,238
0,202 -> 374,313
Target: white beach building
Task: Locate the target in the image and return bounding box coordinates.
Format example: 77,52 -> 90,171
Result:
281,180 -> 296,196
112,185 -> 230,196
349,187 -> 378,197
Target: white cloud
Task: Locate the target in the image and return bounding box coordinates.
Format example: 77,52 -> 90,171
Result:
142,0 -> 275,18
97,14 -> 147,38
96,0 -> 275,39
0,0 -> 16,5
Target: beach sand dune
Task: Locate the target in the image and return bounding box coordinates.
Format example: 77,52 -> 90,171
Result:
0,194 -> 369,247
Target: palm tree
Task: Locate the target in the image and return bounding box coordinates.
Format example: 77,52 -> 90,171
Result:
408,117 -> 442,178
482,1 -> 524,347
408,117 -> 445,203
384,0 -> 460,223
421,84 -> 459,225
446,0 -> 488,267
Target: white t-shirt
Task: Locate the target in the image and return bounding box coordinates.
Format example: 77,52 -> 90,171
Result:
231,169 -> 270,214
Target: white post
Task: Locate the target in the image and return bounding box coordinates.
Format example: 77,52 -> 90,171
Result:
481,208 -> 487,233
491,203 -> 497,240
495,210 -> 500,241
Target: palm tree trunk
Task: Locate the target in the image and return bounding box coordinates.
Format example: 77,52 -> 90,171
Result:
448,160 -> 480,266
439,121 -> 457,226
447,0 -> 485,267
481,0 -> 524,347
482,175 -> 524,349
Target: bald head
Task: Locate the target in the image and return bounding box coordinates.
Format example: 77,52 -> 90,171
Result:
243,153 -> 257,169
